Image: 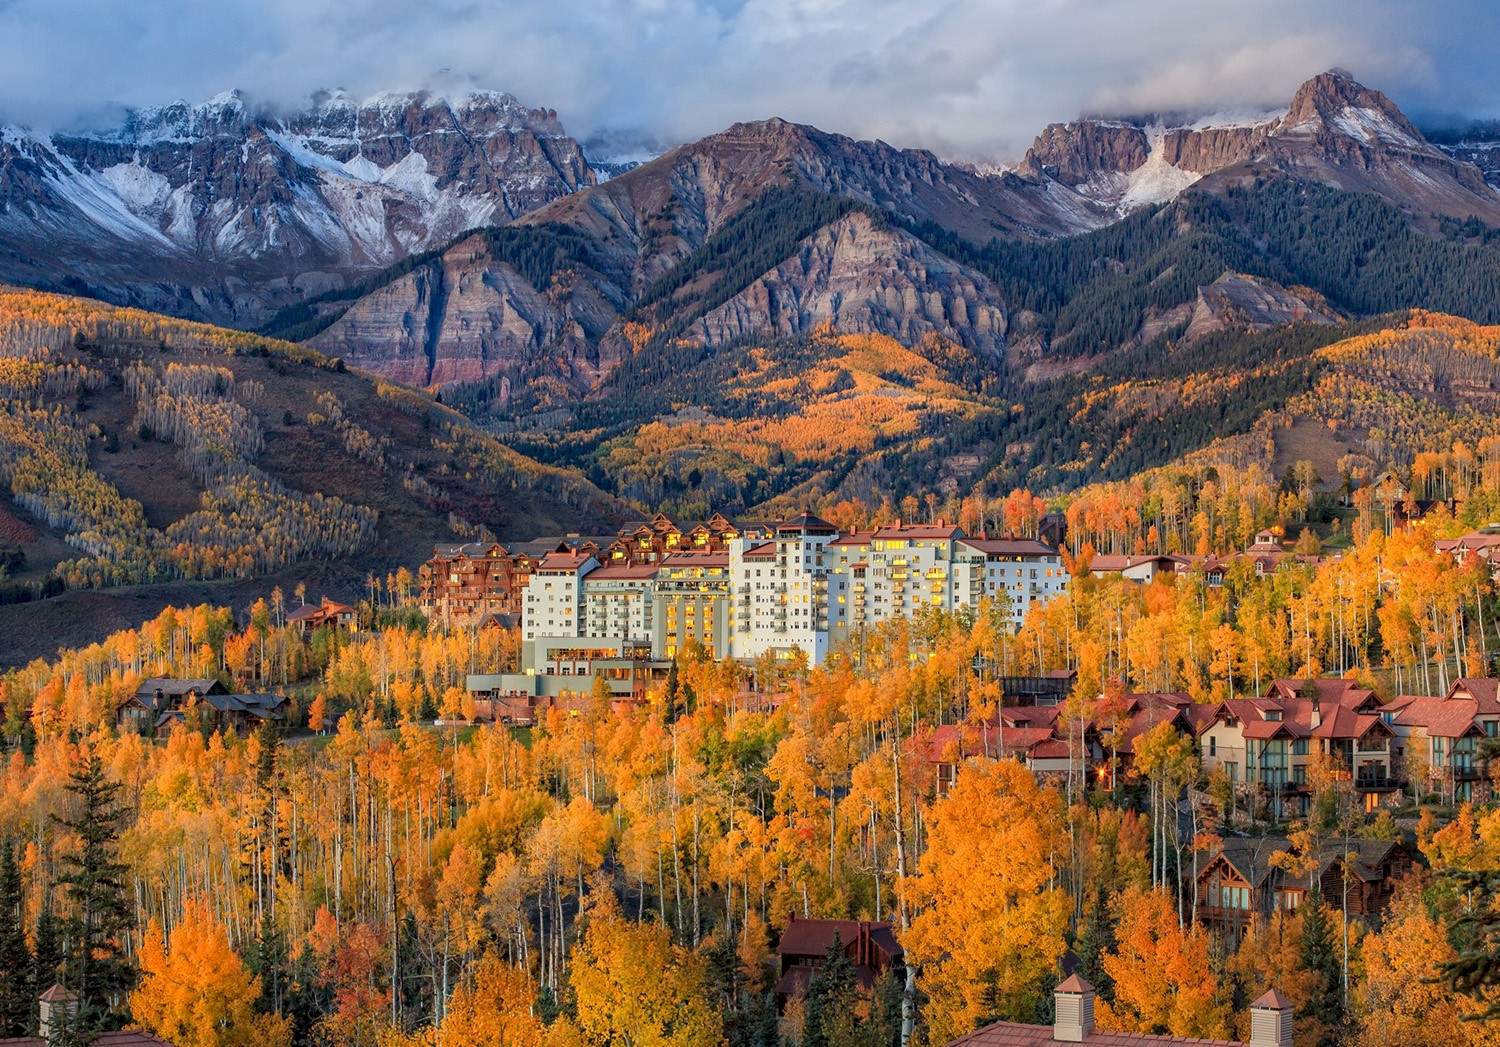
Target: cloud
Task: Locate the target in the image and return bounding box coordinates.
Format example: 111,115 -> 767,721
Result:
0,0 -> 1494,160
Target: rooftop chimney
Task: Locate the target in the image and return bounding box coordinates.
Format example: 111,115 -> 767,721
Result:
1249,988 -> 1293,1047
38,984 -> 78,1042
1052,974 -> 1095,1042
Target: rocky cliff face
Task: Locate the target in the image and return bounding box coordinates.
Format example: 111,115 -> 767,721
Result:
691,212 -> 1006,351
312,231 -> 622,402
0,89 -> 594,326
1184,273 -> 1339,342
1018,70 -> 1500,222
315,117 -> 1049,400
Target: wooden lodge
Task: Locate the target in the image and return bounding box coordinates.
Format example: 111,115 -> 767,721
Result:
1195,836 -> 1411,934
773,914 -> 904,1002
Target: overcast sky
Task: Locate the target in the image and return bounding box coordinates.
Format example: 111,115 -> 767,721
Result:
0,0 -> 1494,160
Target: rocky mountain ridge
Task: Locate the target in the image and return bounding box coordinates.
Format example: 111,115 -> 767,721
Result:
1020,71 -> 1500,223
0,89 -> 595,326
314,72 -> 1500,409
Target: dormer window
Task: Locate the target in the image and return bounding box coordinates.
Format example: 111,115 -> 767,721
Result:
1265,710 -> 1282,721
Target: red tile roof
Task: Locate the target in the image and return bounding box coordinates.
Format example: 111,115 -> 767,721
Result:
1,1033 -> 176,1047
776,915 -> 902,964
960,537 -> 1059,557
1447,678 -> 1500,713
742,542 -> 778,559
585,564 -> 660,580
1393,695 -> 1485,738
945,1021 -> 1247,1046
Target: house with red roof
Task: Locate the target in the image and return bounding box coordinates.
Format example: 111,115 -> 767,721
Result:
1196,682 -> 1398,816
774,914 -> 903,1003
945,976 -> 1293,1046
1384,678 -> 1500,802
285,596 -> 357,634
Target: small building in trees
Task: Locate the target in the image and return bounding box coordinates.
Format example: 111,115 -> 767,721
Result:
5,983 -> 178,1046
773,914 -> 903,1003
116,678 -> 226,733
285,596 -> 357,634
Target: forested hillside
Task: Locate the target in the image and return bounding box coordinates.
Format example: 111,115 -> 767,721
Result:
0,289 -> 623,662
3,479 -> 1500,1044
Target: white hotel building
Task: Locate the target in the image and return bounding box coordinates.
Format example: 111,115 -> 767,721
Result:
516,513 -> 1068,667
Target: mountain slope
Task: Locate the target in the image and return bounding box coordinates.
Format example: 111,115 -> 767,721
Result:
0,288 -> 625,646
301,117 -> 1129,396
0,90 -> 595,327
308,72 -> 1500,414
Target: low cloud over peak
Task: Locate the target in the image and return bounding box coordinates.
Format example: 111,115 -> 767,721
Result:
0,0 -> 1493,161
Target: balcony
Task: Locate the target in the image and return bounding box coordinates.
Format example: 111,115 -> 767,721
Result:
1354,775 -> 1404,792
1196,904 -> 1257,923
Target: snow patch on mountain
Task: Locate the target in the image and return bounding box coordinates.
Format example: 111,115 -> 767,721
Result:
1119,130 -> 1200,211
96,161 -> 172,216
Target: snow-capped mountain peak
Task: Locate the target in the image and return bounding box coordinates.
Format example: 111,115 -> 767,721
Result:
0,87 -> 598,327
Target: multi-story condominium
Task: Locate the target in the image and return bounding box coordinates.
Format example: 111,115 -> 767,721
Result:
418,542 -> 540,625
653,550 -> 731,659
1196,678 -> 1398,816
581,564 -> 658,644
729,513 -> 840,664
826,522 -> 964,636
485,511 -> 1069,674
522,550 -> 598,644
823,525 -> 1065,642
1383,678 -> 1500,802
952,536 -> 1068,623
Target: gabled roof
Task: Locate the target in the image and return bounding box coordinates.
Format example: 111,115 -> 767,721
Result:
134,678 -> 223,698
201,693 -> 289,718
1446,678 -> 1500,714
1202,836 -> 1407,889
1088,553 -> 1187,572
742,542 -> 778,559
776,512 -> 838,535
776,915 -> 902,962
1393,695 -> 1486,738
959,537 -> 1059,557
1265,678 -> 1374,707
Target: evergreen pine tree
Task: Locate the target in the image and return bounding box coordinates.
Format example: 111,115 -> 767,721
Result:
868,969 -> 904,1047
664,660 -> 682,725
51,748 -> 135,1031
32,898 -> 61,1007
804,933 -> 857,1047
0,841 -> 33,1036
1298,900 -> 1343,1047
244,918 -> 286,1016
1074,887 -> 1116,999
284,941 -> 329,1045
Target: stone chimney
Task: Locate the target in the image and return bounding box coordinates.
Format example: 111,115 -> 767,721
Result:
1249,988 -> 1293,1047
38,984 -> 78,1042
1052,973 -> 1095,1042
